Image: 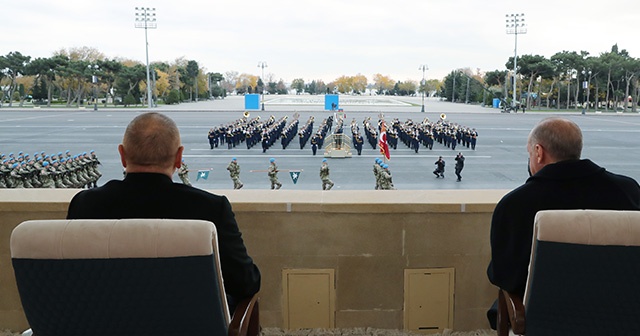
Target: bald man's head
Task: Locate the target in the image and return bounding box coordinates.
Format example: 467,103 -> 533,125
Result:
528,117 -> 582,162
120,113 -> 182,172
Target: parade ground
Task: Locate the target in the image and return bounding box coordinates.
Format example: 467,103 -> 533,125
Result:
1,95 -> 639,191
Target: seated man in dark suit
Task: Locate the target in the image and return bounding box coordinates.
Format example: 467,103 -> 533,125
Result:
486,117 -> 640,329
67,112 -> 260,312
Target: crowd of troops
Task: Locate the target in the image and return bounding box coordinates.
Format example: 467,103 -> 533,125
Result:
199,113 -> 479,190
208,113 -> 336,156
388,117 -> 478,153
0,150 -> 101,189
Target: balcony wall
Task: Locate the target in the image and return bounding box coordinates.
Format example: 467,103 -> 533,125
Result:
0,189 -> 506,332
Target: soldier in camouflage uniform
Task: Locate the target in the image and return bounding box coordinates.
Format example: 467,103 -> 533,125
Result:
226,157 -> 243,189
19,162 -> 34,188
73,156 -> 89,187
39,161 -> 55,188
373,158 -> 383,190
60,158 -> 76,188
268,158 -> 282,190
379,164 -> 396,190
51,161 -> 66,188
10,163 -> 24,188
88,150 -> 102,188
319,158 -> 334,190
178,159 -> 192,186
0,160 -> 10,188
27,159 -> 41,188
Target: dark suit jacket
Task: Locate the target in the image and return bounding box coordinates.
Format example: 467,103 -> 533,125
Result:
486,159 -> 640,328
67,173 -> 261,304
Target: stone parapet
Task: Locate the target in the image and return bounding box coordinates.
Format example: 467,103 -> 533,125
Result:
0,189 -> 506,332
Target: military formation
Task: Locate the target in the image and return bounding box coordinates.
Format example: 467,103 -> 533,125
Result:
189,114 -> 477,190
206,113 -> 336,155
208,114 -> 479,156
386,116 -> 479,152
0,150 -> 101,189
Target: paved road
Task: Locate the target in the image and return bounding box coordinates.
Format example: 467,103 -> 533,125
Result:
1,96 -> 639,191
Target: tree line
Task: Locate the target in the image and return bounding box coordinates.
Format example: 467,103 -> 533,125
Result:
443,44 -> 640,112
1,44 -> 638,110
0,47 -> 226,107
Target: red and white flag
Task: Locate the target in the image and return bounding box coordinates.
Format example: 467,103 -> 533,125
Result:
379,121 -> 390,160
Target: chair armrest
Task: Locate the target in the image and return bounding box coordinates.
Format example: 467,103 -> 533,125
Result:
497,289 -> 525,335
228,294 -> 260,336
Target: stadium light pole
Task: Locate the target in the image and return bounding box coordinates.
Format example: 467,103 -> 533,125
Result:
257,61 -> 268,111
418,64 -> 428,112
135,7 -> 157,109
87,64 -> 99,111
506,13 -> 526,109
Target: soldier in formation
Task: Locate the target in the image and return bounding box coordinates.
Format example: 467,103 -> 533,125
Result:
226,157 -> 244,189
319,158 -> 334,190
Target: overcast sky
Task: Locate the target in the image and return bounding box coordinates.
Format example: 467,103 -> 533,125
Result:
3,0 -> 638,83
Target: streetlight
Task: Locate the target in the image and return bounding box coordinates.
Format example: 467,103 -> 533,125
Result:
257,61 -> 267,111
582,70 -> 592,114
506,13 -> 526,109
134,7 -> 156,109
418,65 -> 428,112
452,70 -> 456,103
87,64 -> 99,111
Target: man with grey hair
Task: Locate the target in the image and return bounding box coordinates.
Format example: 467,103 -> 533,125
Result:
67,112 -> 261,312
486,117 -> 640,329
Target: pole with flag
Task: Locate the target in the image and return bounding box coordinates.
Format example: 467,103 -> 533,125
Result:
379,121 -> 390,162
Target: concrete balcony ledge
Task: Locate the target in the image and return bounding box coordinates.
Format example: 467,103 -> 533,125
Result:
0,189 -> 505,213
0,189 -> 507,332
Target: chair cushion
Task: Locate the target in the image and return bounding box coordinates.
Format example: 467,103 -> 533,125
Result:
534,209 -> 640,246
10,219 -> 215,259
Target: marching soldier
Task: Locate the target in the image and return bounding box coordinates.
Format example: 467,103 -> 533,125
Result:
208,128 -> 217,149
373,158 -> 383,190
311,135 -> 319,156
379,164 -> 396,190
0,161 -> 8,188
39,161 -> 55,188
178,159 -> 192,186
455,152 -> 465,182
319,158 -> 334,190
470,128 -> 478,150
268,158 -> 282,190
353,132 -> 364,155
434,156 -> 446,178
10,163 -> 24,188
226,157 -> 244,190
51,160 -> 66,188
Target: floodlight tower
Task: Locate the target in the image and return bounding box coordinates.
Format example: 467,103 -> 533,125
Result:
505,13 -> 526,109
418,64 -> 428,112
257,61 -> 268,111
135,7 -> 157,109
